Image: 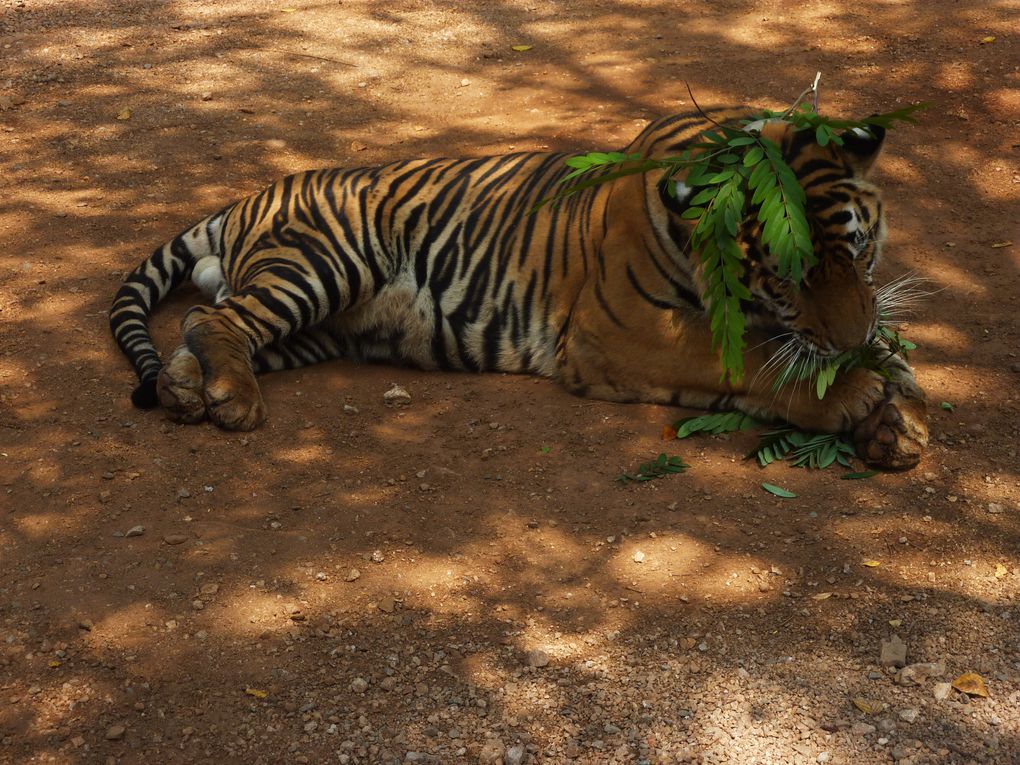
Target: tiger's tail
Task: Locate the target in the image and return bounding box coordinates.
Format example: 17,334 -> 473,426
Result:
109,212 -> 227,409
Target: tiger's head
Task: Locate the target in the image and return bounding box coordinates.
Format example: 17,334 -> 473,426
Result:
652,117 -> 893,360
737,121 -> 888,358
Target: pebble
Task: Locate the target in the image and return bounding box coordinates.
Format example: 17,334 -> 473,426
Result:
817,753 -> 830,764
351,677 -> 369,693
933,682 -> 952,700
191,599 -> 204,611
345,568 -> 361,582
163,534 -> 188,545
880,634 -> 907,668
898,708 -> 919,723
526,649 -> 550,668
383,384 -> 411,407
200,583 -> 219,596
105,725 -> 126,741
851,722 -> 876,736
504,743 -> 526,765
371,550 -> 385,563
343,404 -> 359,415
987,502 -> 1004,514
478,740 -> 504,763
632,550 -> 646,563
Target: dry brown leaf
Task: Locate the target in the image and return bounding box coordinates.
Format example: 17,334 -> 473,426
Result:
990,241 -> 1012,248
952,672 -> 989,698
852,697 -> 884,715
995,563 -> 1008,579
862,560 -> 881,568
980,36 -> 996,44
661,425 -> 677,440
888,619 -> 902,627
511,44 -> 533,52
812,592 -> 833,601
281,7 -> 298,12
244,687 -> 268,699
116,108 -> 132,121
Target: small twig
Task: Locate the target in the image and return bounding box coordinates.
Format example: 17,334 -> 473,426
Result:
267,48 -> 357,67
781,71 -> 823,118
684,80 -> 725,129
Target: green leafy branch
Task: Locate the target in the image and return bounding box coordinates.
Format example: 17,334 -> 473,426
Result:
541,77 -> 927,384
617,453 -> 690,484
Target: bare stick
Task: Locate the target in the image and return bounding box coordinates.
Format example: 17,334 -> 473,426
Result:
267,48 -> 357,67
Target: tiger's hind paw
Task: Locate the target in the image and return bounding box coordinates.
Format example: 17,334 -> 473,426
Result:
203,371 -> 267,431
853,383 -> 928,470
157,345 -> 207,424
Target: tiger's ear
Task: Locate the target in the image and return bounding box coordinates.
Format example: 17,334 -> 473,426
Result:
658,178 -> 693,215
838,124 -> 885,176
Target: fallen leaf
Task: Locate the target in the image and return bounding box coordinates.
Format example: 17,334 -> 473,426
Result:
951,672 -> 989,698
980,36 -> 995,44
661,424 -> 677,440
812,592 -> 833,601
762,482 -> 796,498
116,108 -> 132,121
888,619 -> 902,628
841,470 -> 879,480
995,563 -> 1008,579
281,7 -> 298,12
940,401 -> 954,411
48,660 -> 62,668
852,697 -> 884,715
244,687 -> 268,699
862,560 -> 881,568
511,44 -> 533,52
990,241 -> 1012,248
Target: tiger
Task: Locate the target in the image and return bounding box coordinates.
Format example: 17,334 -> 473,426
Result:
110,107 -> 928,469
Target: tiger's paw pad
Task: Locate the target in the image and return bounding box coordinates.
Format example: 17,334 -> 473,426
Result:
157,346 -> 207,424
203,373 -> 267,431
853,387 -> 928,470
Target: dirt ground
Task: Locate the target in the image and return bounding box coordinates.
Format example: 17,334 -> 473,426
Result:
2,1 -> 1019,764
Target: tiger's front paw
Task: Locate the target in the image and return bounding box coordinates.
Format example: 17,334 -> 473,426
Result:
203,370 -> 267,431
853,382 -> 928,470
157,345 -> 207,424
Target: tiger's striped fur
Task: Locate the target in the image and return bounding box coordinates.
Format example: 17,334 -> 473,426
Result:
110,108 -> 928,468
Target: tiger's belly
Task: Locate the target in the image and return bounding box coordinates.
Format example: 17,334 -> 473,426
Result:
325,272 -> 559,376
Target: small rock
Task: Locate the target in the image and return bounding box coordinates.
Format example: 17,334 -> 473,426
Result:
897,661 -> 946,686
817,753 -> 830,764
632,550 -> 646,564
163,534 -> 188,545
850,722 -> 876,736
343,404 -> 359,415
176,488 -> 191,500
105,725 -> 126,741
891,744 -> 912,761
526,649 -> 550,668
351,677 -> 369,693
125,525 -> 145,537
378,597 -> 395,613
479,740 -> 504,764
200,583 -> 219,596
880,634 -> 908,668
504,743 -> 525,765
987,503 -> 1004,514
604,723 -> 621,735
371,550 -> 385,563
898,708 -> 919,724
345,568 -> 361,582
383,384 -> 411,407
201,91 -> 212,101
933,682 -> 952,701
191,599 -> 204,611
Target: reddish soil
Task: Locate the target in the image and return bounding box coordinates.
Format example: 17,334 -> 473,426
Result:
1,2 -> 1019,764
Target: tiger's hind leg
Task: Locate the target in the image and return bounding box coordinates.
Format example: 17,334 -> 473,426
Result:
158,254 -> 351,430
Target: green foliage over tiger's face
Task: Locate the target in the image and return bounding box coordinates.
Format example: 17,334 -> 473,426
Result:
110,107 -> 927,469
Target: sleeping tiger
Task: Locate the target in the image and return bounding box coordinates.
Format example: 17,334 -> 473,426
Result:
110,107 -> 928,469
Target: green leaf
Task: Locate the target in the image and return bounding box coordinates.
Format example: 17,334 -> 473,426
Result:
762,482 -> 797,498
940,401 -> 954,411
742,146 -> 764,167
841,470 -> 879,480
